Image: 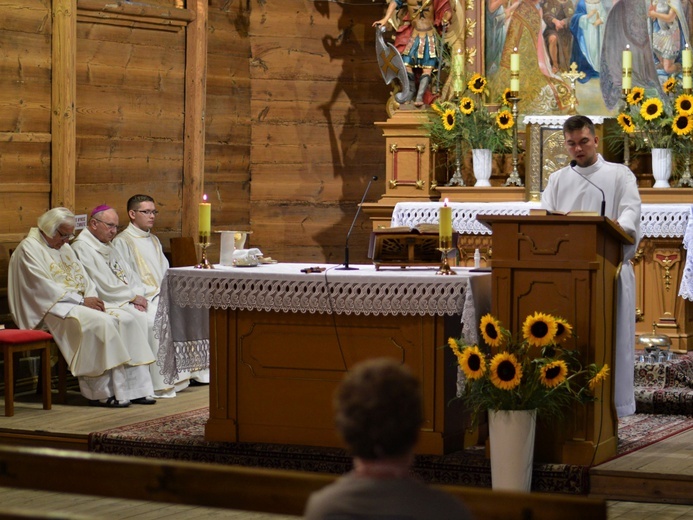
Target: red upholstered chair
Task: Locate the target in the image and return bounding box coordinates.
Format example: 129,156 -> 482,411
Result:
1,329 -> 54,416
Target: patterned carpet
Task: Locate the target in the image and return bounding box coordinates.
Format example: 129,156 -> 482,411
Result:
88,409 -> 693,495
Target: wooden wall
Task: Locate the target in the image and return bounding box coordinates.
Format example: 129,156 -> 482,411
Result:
248,0 -> 388,263
0,0 -> 392,309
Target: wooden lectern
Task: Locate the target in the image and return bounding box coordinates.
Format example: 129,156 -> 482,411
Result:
477,215 -> 634,466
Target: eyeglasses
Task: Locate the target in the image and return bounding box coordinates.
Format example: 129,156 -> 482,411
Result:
94,218 -> 118,230
135,210 -> 159,216
56,229 -> 75,241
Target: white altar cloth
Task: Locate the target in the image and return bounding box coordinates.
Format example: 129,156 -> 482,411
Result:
154,263 -> 491,385
391,202 -> 691,238
679,206 -> 693,302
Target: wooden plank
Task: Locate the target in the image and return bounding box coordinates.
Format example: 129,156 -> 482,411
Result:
76,18 -> 187,47
0,133 -> 51,143
251,78 -> 389,104
51,0 -> 77,210
0,0 -> 51,34
0,193 -> 50,234
249,99 -> 387,126
77,0 -> 194,23
181,0 -> 207,239
0,445 -> 607,520
0,185 -> 51,194
249,142 -> 383,166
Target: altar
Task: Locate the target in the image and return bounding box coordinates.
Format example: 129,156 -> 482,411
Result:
155,263 -> 492,454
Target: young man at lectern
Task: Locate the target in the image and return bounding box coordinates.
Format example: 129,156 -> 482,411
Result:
542,115 -> 641,417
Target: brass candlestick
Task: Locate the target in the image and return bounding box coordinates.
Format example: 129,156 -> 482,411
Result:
621,88 -> 631,168
436,237 -> 457,276
195,233 -> 214,269
560,63 -> 585,115
679,87 -> 693,187
448,138 -> 465,186
505,93 -> 523,187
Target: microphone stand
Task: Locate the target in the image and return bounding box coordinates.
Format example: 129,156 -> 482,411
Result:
570,160 -> 605,217
336,176 -> 378,271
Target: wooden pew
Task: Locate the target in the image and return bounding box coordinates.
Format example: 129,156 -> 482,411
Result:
0,445 -> 606,520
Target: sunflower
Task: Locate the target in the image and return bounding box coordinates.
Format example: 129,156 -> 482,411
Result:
589,365 -> 610,390
501,88 -> 512,106
496,110 -> 514,129
641,98 -> 664,120
673,113 -> 693,136
553,318 -> 573,343
459,345 -> 487,380
430,103 -> 444,116
663,76 -> 677,94
522,312 -> 558,348
489,352 -> 522,390
468,73 -> 487,94
539,360 -> 568,388
448,337 -> 462,357
617,113 -> 635,133
675,94 -> 693,115
459,97 -> 475,114
442,109 -> 456,131
480,313 -> 504,348
627,87 -> 644,105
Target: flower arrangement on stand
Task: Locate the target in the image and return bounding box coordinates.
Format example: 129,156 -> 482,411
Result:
427,74 -> 514,186
448,312 -> 609,491
615,77 -> 693,186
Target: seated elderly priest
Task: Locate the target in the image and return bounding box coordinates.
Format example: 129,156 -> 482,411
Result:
72,205 -> 164,400
8,207 -> 156,408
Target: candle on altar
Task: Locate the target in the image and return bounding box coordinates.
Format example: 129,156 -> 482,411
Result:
452,49 -> 464,95
439,198 -> 452,249
683,44 -> 692,89
510,47 -> 520,93
622,45 -> 632,90
199,194 -> 211,239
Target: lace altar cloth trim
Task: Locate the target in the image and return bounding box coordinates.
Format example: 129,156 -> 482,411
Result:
154,264 -> 481,385
392,202 -> 691,238
523,115 -> 611,125
679,206 -> 693,301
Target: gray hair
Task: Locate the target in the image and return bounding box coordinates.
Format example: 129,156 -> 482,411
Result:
37,207 -> 76,237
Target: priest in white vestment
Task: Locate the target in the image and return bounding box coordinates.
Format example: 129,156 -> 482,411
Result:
8,208 -> 156,407
72,205 -> 165,400
113,194 -> 209,393
542,115 -> 641,417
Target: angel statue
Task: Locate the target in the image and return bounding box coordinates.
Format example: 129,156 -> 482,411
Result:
373,0 -> 464,111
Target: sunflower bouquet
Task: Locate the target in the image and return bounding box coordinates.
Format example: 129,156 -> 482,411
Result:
426,73 -> 514,154
448,312 -> 609,421
616,77 -> 693,152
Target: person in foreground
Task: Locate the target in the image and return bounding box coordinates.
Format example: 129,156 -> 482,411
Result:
113,194 -> 209,392
304,358 -> 472,520
542,115 -> 641,417
8,207 -> 156,408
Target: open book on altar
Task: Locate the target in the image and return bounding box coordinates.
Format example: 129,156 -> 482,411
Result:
374,223 -> 440,235
528,209 -> 600,217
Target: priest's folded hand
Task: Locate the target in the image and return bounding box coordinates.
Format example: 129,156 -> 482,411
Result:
83,297 -> 105,312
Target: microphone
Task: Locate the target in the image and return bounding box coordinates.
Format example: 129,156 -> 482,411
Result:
569,160 -> 606,217
337,175 -> 378,271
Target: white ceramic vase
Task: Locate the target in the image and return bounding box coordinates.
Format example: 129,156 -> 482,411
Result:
651,148 -> 672,188
472,149 -> 493,187
488,409 -> 537,492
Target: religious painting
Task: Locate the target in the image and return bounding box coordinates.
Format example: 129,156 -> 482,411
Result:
484,0 -> 692,116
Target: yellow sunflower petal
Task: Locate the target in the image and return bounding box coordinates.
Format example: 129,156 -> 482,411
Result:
673,114 -> 693,136
480,313 -> 504,348
617,113 -> 635,133
675,94 -> 693,115
496,110 -> 514,129
468,73 -> 487,94
522,312 -> 558,348
589,365 -> 610,390
459,97 -> 475,115
442,109 -> 456,131
641,98 -> 663,120
540,360 -> 568,388
489,352 -> 522,390
627,87 -> 645,105
554,318 -> 573,343
460,345 -> 487,380
663,76 -> 677,94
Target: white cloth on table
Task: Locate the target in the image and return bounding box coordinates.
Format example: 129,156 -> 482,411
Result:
679,206 -> 693,301
8,228 -> 154,402
542,154 -> 642,418
154,263 -> 490,386
114,223 -> 207,387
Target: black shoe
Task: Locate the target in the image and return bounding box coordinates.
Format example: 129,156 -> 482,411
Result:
89,396 -> 130,408
131,396 -> 156,405
189,379 -> 210,387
